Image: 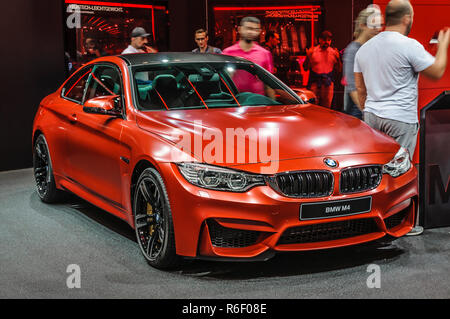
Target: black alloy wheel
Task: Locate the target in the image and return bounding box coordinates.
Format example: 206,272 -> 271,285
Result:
33,134 -> 64,203
133,168 -> 180,269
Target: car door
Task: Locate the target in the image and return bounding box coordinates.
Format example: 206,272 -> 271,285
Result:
66,63 -> 128,209
55,66 -> 93,177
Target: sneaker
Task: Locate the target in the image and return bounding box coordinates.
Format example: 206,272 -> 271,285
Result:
406,226 -> 424,236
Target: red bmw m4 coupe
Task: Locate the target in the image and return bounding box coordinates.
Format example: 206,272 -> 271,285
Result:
32,53 -> 417,269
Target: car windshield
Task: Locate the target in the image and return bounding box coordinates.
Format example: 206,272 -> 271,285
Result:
132,62 -> 303,111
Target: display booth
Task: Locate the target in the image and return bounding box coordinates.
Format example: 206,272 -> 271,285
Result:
213,5 -> 322,88
419,91 -> 450,228
64,0 -> 168,73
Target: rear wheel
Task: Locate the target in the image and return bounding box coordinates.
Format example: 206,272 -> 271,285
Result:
33,134 -> 65,203
133,168 -> 181,269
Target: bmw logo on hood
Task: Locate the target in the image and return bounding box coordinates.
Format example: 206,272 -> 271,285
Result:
324,158 -> 338,168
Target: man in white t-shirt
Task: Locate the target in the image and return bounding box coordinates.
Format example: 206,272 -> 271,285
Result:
354,0 -> 450,235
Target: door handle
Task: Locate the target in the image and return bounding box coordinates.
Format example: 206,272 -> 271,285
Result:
70,113 -> 78,124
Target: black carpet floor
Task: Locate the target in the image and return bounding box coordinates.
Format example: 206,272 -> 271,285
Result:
1,168 -> 449,298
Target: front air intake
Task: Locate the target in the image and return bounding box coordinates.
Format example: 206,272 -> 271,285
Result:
278,218 -> 379,245
207,220 -> 260,248
384,206 -> 410,230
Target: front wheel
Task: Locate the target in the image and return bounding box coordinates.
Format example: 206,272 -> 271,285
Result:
33,134 -> 65,203
133,168 -> 181,269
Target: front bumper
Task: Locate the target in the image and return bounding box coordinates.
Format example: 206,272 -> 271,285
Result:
158,158 -> 417,260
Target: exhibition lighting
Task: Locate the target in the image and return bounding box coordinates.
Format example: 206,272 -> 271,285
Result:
213,6 -> 321,11
213,5 -> 322,51
65,0 -> 166,42
64,0 -> 165,10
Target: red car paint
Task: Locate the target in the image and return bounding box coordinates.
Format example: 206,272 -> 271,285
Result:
33,54 -> 417,261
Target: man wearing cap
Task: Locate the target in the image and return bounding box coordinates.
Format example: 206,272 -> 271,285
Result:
122,27 -> 157,54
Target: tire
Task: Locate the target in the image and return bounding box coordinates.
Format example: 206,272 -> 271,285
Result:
133,167 -> 181,269
33,134 -> 65,203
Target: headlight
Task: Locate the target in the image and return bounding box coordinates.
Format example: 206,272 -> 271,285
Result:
177,162 -> 266,192
382,147 -> 411,177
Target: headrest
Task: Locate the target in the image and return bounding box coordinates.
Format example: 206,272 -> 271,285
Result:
188,73 -> 220,83
188,73 -> 221,96
153,74 -> 177,94
100,75 -> 115,87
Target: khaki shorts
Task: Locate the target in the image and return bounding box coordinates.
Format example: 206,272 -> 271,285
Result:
363,111 -> 419,158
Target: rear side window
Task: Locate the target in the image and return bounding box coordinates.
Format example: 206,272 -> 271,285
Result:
62,67 -> 92,103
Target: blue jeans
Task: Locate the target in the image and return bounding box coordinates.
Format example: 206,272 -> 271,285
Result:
344,92 -> 362,120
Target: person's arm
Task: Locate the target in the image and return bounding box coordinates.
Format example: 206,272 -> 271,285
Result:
266,50 -> 275,74
343,45 -> 361,109
264,51 -> 276,99
303,47 -> 313,71
144,45 -> 158,53
265,86 -> 276,100
354,72 -> 366,109
349,91 -> 362,110
421,29 -> 450,80
334,48 -> 343,74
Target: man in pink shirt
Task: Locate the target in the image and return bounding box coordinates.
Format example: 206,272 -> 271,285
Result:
304,31 -> 342,108
223,17 -> 274,96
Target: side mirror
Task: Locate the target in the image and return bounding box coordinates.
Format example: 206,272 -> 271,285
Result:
83,95 -> 122,116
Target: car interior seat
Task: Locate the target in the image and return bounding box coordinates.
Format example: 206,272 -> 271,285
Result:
188,73 -> 234,107
148,74 -> 183,110
100,74 -> 121,95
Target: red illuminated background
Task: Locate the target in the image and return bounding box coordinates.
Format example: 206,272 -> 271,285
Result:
1,0 -> 449,172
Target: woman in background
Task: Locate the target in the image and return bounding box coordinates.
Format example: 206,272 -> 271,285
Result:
343,6 -> 383,119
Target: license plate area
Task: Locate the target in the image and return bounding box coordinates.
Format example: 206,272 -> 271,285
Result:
300,196 -> 372,220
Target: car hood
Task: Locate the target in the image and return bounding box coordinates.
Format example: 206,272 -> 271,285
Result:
136,104 -> 399,167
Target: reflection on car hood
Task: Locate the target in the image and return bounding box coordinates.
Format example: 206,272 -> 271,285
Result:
136,104 -> 399,167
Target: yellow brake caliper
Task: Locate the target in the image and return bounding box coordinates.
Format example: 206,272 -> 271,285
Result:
147,203 -> 155,236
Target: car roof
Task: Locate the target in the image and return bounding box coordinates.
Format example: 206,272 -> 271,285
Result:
118,52 -> 250,66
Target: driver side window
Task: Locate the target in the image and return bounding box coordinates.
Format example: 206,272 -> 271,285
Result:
84,65 -> 123,104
